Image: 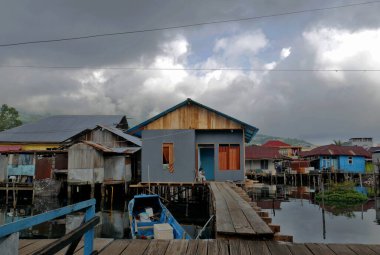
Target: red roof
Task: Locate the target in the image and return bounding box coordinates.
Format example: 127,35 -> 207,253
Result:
245,145 -> 288,160
262,140 -> 291,148
300,144 -> 371,158
0,145 -> 22,152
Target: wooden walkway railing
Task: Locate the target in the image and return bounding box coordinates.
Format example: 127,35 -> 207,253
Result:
0,199 -> 98,255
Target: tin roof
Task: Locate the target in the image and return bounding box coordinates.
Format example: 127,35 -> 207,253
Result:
245,145 -> 289,160
97,125 -> 141,146
82,141 -> 140,154
262,140 -> 291,148
0,115 -> 127,143
300,144 -> 371,158
127,98 -> 259,143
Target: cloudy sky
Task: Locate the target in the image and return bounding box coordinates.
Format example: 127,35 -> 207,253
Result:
1,0 -> 380,144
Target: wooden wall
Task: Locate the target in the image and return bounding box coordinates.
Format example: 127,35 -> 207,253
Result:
145,104 -> 242,130
68,143 -> 104,169
84,129 -> 129,148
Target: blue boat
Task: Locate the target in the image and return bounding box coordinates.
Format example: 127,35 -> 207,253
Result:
128,194 -> 191,239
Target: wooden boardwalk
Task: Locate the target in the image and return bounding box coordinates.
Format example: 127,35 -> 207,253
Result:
209,182 -> 273,239
19,239 -> 380,255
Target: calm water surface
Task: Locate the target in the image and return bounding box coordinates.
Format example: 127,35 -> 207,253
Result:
261,196 -> 380,244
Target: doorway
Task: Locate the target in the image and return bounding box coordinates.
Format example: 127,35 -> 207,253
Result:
198,145 -> 215,181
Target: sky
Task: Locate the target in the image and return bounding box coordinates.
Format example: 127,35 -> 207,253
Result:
0,0 -> 380,145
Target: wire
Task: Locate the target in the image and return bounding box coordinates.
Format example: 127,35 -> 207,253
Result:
0,0 -> 379,47
0,65 -> 379,72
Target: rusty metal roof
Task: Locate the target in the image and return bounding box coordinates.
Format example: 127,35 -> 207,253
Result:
97,125 -> 141,146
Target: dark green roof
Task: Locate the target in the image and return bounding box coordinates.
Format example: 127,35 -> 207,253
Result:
128,98 -> 259,143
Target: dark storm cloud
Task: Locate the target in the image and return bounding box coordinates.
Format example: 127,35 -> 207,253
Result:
1,0 -> 380,144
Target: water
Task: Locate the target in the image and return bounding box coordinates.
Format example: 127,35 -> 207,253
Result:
0,196 -> 210,239
255,186 -> 380,244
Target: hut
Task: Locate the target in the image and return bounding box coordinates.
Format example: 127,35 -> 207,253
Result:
128,98 -> 258,182
67,125 -> 141,200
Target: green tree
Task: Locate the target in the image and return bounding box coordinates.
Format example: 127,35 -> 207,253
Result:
333,140 -> 343,146
0,104 -> 22,131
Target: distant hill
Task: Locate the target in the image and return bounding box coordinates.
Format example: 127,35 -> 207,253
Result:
251,134 -> 314,147
19,112 -> 51,124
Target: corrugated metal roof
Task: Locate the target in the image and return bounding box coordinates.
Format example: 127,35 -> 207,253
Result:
245,145 -> 289,160
81,141 -> 140,154
0,115 -> 126,143
300,144 -> 371,158
262,140 -> 291,148
97,125 -> 141,146
127,98 -> 259,143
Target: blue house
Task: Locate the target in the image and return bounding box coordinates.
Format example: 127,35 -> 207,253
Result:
128,98 -> 258,182
301,144 -> 371,173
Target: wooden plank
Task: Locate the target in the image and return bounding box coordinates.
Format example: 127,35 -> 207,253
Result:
99,239 -> 131,254
19,239 -> 39,249
74,238 -> 113,254
248,241 -> 270,255
19,239 -> 56,255
287,244 -> 314,255
120,239 -> 151,255
367,245 -> 380,254
224,184 -> 273,236
144,240 -> 170,255
239,240 -> 251,255
196,239 -> 208,255
209,182 -> 235,234
305,243 -> 335,255
328,244 -> 358,255
186,240 -> 199,255
229,239 -> 241,255
217,239 -> 230,255
266,241 -> 292,255
348,244 -> 377,255
165,240 -> 188,255
215,183 -> 255,235
207,240 -> 218,255
55,240 -> 84,255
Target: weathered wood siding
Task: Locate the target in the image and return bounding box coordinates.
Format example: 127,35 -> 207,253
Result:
68,143 -> 104,169
145,104 -> 242,130
85,129 -> 129,148
0,155 -> 7,182
104,156 -> 128,181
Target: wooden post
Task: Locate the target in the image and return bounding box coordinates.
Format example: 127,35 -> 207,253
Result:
6,183 -> 8,205
90,184 -> 95,199
67,185 -> 72,201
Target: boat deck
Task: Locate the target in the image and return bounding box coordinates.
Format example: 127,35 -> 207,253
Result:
19,239 -> 380,255
209,182 -> 274,239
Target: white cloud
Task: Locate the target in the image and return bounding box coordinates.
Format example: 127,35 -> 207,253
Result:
280,47 -> 292,59
213,31 -> 268,62
304,28 -> 380,83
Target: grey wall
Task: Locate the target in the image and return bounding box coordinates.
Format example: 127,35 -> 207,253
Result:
141,130 -> 196,182
196,130 -> 244,181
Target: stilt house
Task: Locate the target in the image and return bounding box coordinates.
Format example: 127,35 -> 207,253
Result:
128,98 -> 259,182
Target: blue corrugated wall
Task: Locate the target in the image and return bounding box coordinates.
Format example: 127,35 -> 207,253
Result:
318,155 -> 365,173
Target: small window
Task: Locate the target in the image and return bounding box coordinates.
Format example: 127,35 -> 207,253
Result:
260,160 -> 269,170
348,156 -> 353,165
163,143 -> 174,173
218,144 -> 240,170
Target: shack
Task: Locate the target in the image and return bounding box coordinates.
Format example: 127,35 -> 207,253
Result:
67,125 -> 141,199
128,98 -> 259,182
